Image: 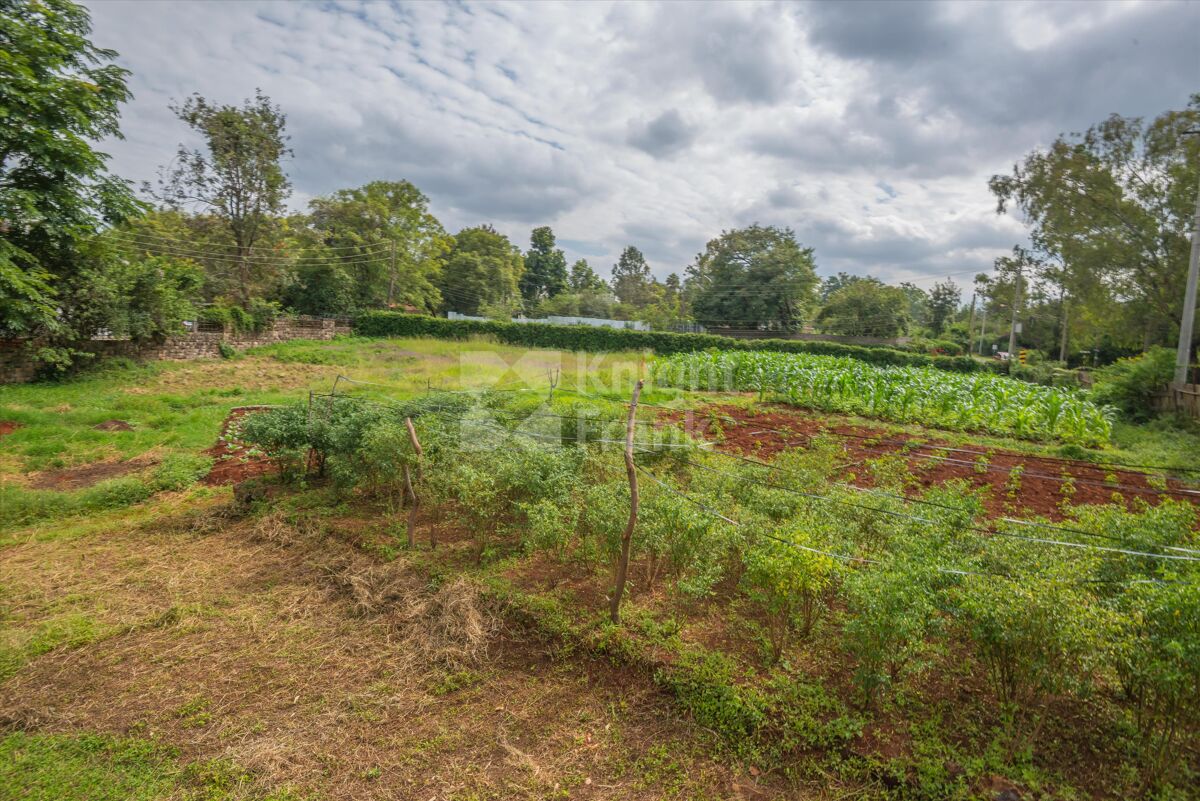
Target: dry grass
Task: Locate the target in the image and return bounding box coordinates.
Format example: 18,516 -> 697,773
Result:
322,557 -> 500,668
0,503 -> 774,800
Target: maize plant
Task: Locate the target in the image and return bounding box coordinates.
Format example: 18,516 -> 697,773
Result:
651,350 -> 1114,446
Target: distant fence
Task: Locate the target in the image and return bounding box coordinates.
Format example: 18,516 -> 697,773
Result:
0,315 -> 352,384
447,311 -> 648,331
1152,383 -> 1200,418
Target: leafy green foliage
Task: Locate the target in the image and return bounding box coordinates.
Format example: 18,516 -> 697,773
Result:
741,521 -> 835,662
306,179 -> 449,313
816,278 -> 911,337
354,311 -> 984,373
653,349 -> 1113,445
1091,347 -> 1176,421
435,225 -> 523,315
685,224 -> 819,330
519,225 -> 568,302
0,0 -> 149,363
156,90 -> 291,305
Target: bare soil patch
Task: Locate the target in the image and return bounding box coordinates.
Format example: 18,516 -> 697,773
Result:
202,406 -> 277,485
26,457 -> 157,490
660,404 -> 1200,521
0,421 -> 19,438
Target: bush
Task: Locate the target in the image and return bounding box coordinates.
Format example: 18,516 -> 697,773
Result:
353,312 -> 982,374
1090,347 -> 1176,421
741,521 -> 835,663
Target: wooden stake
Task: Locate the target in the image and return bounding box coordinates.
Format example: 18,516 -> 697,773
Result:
402,464 -> 416,548
402,417 -> 427,547
609,379 -> 643,624
405,416 -> 424,480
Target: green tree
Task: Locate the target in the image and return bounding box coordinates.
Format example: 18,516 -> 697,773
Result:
156,90 -> 291,305
686,225 -> 818,330
611,245 -> 654,307
307,180 -> 448,313
0,0 -> 142,346
519,226 -> 568,301
280,246 -> 356,317
819,271 -> 867,303
568,258 -> 607,292
816,278 -> 910,337
990,98 -> 1200,350
926,279 -> 961,336
898,282 -> 928,329
437,225 -> 523,315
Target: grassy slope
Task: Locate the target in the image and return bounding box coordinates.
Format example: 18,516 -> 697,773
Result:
0,496 -> 753,801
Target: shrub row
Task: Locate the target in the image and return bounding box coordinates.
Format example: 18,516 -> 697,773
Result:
353,312 -> 982,373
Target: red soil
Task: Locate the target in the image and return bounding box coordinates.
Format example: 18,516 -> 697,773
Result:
0,421 -> 19,438
202,406 -> 278,485
657,404 -> 1200,521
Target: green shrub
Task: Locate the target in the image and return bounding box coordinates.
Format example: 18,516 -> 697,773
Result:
842,562 -> 937,707
1110,581 -> 1200,785
1091,347 -> 1176,421
353,312 -> 982,374
741,521 -> 836,663
217,341 -> 237,359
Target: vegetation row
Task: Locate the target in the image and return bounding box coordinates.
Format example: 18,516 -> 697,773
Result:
652,350 -> 1114,446
237,393 -> 1199,797
353,311 -> 984,373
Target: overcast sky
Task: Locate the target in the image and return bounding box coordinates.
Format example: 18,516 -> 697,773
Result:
86,0 -> 1199,287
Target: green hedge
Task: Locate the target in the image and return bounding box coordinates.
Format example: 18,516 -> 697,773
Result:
354,312 -> 981,373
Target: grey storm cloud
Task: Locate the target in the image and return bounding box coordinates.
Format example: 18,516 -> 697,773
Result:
85,0 -> 1199,285
627,109 -> 696,158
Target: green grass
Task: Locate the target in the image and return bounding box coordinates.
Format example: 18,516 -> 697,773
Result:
0,731 -> 299,800
2,335 -> 1194,537
0,337 -> 649,533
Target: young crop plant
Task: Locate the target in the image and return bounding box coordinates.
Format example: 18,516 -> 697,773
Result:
741,519 -> 836,664
651,350 -> 1113,446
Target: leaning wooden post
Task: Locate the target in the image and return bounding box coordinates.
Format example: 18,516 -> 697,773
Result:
404,417 -> 425,547
402,465 -> 416,548
609,379 -> 643,624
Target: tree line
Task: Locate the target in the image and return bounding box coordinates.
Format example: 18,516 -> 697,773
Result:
2,0 -> 1197,375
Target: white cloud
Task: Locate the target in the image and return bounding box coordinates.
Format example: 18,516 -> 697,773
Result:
85,0 -> 1199,287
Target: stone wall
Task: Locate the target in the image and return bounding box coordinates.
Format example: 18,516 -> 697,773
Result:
0,316 -> 351,384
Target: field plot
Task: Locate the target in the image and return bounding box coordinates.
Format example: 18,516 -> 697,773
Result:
2,336 -> 1199,801
652,350 -> 1113,445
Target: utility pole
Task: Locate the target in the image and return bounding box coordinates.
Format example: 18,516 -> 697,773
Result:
1174,159 -> 1200,386
977,306 -> 987,355
386,240 -> 397,308
966,292 -> 976,350
1059,293 -> 1070,363
1008,265 -> 1022,359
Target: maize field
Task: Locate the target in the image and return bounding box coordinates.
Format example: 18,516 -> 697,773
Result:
651,349 -> 1114,446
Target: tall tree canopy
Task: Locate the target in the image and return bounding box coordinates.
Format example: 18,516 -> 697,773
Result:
156,90 -> 291,304
611,246 -> 654,307
568,258 -> 607,292
990,97 -> 1200,350
436,225 -> 523,316
686,224 -> 818,330
306,180 -> 449,313
0,0 -> 142,339
815,279 -> 910,337
519,226 -> 567,301
927,279 -> 962,336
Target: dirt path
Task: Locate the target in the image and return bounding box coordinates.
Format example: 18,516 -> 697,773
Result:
0,504 -> 776,800
660,404 -> 1200,521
